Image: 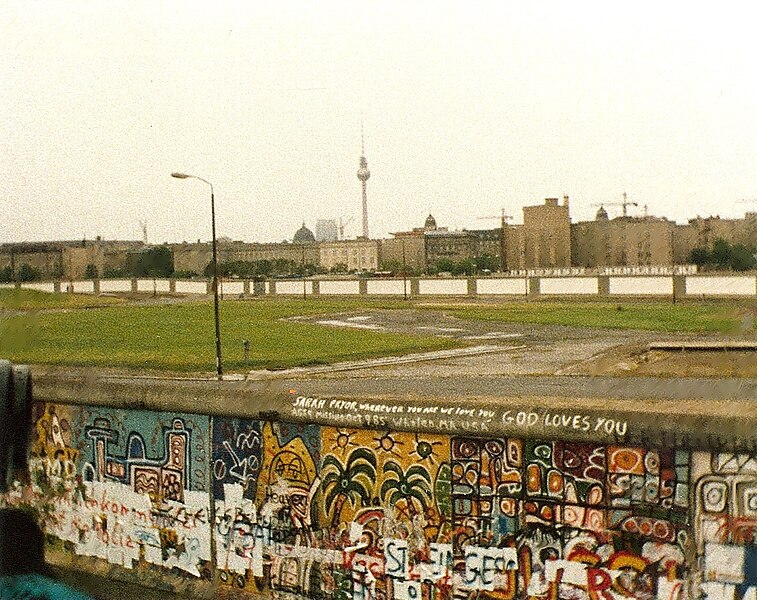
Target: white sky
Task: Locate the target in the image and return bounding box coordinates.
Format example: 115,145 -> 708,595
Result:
3,1 -> 757,244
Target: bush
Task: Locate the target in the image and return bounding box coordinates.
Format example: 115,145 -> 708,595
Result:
85,264 -> 99,279
0,266 -> 12,283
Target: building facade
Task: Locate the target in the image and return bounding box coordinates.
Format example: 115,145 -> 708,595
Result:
319,238 -> 380,272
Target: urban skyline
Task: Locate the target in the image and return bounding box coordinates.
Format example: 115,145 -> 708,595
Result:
3,3 -> 757,245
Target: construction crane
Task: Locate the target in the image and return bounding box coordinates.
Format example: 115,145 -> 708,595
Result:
590,192 -> 638,217
477,208 -> 514,272
338,216 -> 354,240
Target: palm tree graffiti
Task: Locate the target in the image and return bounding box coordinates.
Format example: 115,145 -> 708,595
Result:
380,461 -> 433,518
321,448 -> 377,526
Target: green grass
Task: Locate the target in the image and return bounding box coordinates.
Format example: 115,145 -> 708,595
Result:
436,301 -> 756,333
0,298 -> 457,373
1,294 -> 754,373
0,288 -> 124,310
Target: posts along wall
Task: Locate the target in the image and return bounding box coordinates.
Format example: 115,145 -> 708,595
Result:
4,401 -> 757,600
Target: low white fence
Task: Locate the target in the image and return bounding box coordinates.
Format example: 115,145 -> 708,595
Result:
366,279 -> 408,295
540,277 -> 599,295
319,280 -> 361,295
19,281 -> 56,293
418,278 -> 468,295
685,276 -> 756,296
274,280 -> 313,296
609,277 -> 673,296
477,278 -> 527,295
6,274 -> 756,299
175,281 -> 208,295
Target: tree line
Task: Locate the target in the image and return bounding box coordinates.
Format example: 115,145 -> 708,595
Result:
688,238 -> 757,271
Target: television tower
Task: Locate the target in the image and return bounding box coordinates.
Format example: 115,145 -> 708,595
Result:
356,123 -> 371,238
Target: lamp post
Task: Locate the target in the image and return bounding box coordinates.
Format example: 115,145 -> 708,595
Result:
171,172 -> 223,380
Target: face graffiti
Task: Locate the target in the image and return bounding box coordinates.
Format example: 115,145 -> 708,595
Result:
4,404 -> 756,600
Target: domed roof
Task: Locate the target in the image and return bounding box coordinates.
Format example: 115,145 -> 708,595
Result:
424,214 -> 437,230
595,206 -> 609,221
293,222 -> 315,242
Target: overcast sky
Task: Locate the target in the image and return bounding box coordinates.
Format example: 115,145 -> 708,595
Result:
3,1 -> 757,245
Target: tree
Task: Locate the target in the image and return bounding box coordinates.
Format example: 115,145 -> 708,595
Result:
435,259 -> 455,274
320,448 -> 377,526
689,247 -> 709,267
711,238 -> 732,268
16,263 -> 40,282
85,264 -> 98,279
380,461 -> 433,518
729,244 -> 756,271
0,266 -> 12,283
475,254 -> 499,272
134,245 -> 174,278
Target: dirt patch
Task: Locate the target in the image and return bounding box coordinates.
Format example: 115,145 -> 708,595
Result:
567,346 -> 757,377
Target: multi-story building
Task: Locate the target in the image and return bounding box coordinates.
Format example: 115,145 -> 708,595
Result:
521,197 -> 572,268
319,238 -> 380,272
571,209 -> 676,268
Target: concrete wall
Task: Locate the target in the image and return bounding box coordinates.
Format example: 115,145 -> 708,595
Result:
418,278 -> 468,295
685,276 -> 757,297
365,279 -> 408,295
136,279 -> 171,293
273,280 -> 313,296
6,378 -> 757,600
12,274 -> 757,300
476,277 -> 528,295
19,281 -> 56,293
539,277 -> 599,295
99,279 -> 133,293
609,276 -> 674,296
175,281 -> 210,295
318,280 -> 361,295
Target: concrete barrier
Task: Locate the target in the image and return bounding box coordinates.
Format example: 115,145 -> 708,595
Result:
136,278 -> 170,293
609,276 -> 674,296
318,279 -> 361,295
19,281 -> 56,293
539,276 -> 599,295
685,275 -> 757,296
219,280 -> 244,296
366,278 -> 408,295
274,279 -> 313,296
7,273 -> 757,301
418,278 -> 468,295
475,277 -> 528,295
70,280 -> 95,294
4,375 -> 755,600
174,280 -> 209,295
98,279 -> 132,293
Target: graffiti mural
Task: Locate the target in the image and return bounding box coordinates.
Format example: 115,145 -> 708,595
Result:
5,402 -> 754,600
693,451 -> 757,600
3,404 -> 212,577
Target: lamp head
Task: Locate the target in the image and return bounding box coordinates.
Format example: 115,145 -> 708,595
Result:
171,172 -> 190,179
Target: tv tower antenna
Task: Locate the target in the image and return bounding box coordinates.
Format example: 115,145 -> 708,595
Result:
357,118 -> 371,238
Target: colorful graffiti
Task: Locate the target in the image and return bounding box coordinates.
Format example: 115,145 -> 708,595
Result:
4,402 -> 757,600
693,452 -> 757,600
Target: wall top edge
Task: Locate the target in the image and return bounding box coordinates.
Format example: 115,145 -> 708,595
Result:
32,373 -> 757,451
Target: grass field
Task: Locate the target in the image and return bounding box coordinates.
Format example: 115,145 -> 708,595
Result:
0,288 -> 124,310
0,297 -> 457,372
1,290 -> 754,373
437,301 -> 756,333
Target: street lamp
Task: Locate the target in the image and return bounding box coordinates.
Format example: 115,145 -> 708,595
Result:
171,172 -> 223,380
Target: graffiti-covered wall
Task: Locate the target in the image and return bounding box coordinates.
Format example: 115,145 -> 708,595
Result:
3,400 -> 756,600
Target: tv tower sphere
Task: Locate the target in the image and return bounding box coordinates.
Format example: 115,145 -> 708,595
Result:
357,156 -> 370,181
